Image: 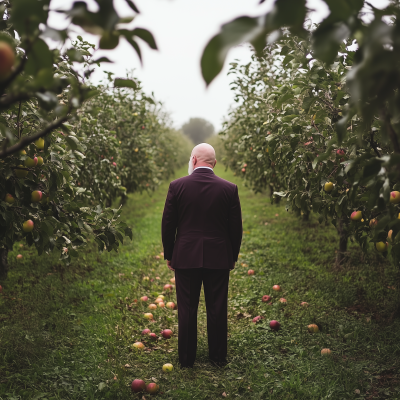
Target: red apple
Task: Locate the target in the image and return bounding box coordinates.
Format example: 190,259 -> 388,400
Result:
164,284 -> 173,291
336,149 -> 345,156
141,328 -> 150,336
31,190 -> 42,203
140,296 -> 148,301
161,329 -> 173,339
269,320 -> 280,331
300,302 -> 309,307
146,383 -> 158,394
5,193 -> 14,204
252,316 -> 261,323
155,297 -> 163,304
350,211 -> 362,221
112,162 -> 117,167
132,342 -> 144,350
158,302 -> 165,308
243,163 -> 247,167
321,348 -> 331,356
272,285 -> 281,292
307,324 -> 319,333
149,333 -> 157,340
131,379 -> 146,393
0,41 -> 15,78
16,254 -> 22,260
148,303 -> 157,310
36,156 -> 44,167
248,269 -> 255,275
390,191 -> 400,204
279,298 -> 287,304
241,168 -> 246,172
262,295 -> 272,302
22,219 -> 34,233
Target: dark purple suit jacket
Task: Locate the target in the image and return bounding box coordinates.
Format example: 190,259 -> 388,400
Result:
162,168 -> 243,269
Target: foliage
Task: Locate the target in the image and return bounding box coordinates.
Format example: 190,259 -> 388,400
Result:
0,0 -> 187,266
182,117 -> 214,145
221,11 -> 400,265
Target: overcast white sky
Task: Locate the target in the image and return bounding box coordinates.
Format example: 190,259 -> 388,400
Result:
48,0 -> 389,132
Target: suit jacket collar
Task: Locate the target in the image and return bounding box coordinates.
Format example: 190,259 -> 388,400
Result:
192,167 -> 214,174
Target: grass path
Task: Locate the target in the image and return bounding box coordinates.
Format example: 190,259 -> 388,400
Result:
1,165 -> 400,399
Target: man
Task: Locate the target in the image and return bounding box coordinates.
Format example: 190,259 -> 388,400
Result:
161,143 -> 243,368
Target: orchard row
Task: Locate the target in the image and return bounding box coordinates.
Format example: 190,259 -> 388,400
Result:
222,30 -> 400,267
0,1 -> 191,272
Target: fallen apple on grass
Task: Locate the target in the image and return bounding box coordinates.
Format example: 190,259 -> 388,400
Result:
164,284 -> 173,291
155,298 -> 163,304
166,302 -> 175,309
262,295 -> 272,302
162,363 -> 173,372
269,320 -> 280,331
131,379 -> 146,393
300,302 -> 309,307
146,383 -> 159,394
248,269 -> 255,275
148,304 -> 157,310
140,296 -> 148,301
143,276 -> 150,281
132,342 -> 144,350
321,348 -> 331,356
149,333 -> 157,340
144,313 -> 153,320
16,254 -> 22,260
272,285 -> 281,292
141,328 -> 150,336
158,302 -> 165,308
279,298 -> 287,304
307,324 -> 319,333
157,295 -> 165,300
252,316 -> 261,323
161,329 -> 173,339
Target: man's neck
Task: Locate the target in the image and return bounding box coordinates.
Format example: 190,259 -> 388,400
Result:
194,162 -> 214,169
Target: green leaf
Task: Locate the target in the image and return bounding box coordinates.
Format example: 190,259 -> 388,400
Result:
125,0 -> 139,13
114,78 -> 137,90
131,28 -> 157,50
201,16 -> 270,86
312,22 -> 350,64
25,39 -> 53,76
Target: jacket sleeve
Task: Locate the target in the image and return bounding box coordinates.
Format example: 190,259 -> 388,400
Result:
162,183 -> 178,261
229,185 -> 243,262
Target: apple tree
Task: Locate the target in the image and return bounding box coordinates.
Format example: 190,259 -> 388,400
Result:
0,0 -> 160,276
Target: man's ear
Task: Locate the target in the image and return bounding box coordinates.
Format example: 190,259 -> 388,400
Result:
214,159 -> 217,168
193,155 -> 197,165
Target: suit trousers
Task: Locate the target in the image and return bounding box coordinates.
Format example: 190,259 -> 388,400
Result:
174,268 -> 230,367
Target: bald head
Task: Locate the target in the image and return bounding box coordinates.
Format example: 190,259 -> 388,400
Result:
191,143 -> 216,165
188,143 -> 217,174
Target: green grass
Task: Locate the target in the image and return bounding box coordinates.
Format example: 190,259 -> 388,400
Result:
1,164 -> 400,399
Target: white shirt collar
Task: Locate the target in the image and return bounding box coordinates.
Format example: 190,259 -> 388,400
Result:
194,166 -> 213,171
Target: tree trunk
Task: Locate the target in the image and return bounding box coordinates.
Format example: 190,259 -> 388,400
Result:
336,218 -> 348,268
120,194 -> 128,207
0,248 -> 9,280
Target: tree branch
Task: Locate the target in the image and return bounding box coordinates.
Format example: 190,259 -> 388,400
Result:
369,130 -> 381,157
0,114 -> 70,159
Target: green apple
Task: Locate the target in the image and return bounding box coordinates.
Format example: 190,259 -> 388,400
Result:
324,182 -> 333,192
34,138 -> 45,149
31,190 -> 42,202
162,363 -> 173,372
5,193 -> 14,204
24,156 -> 38,167
15,165 -> 28,178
